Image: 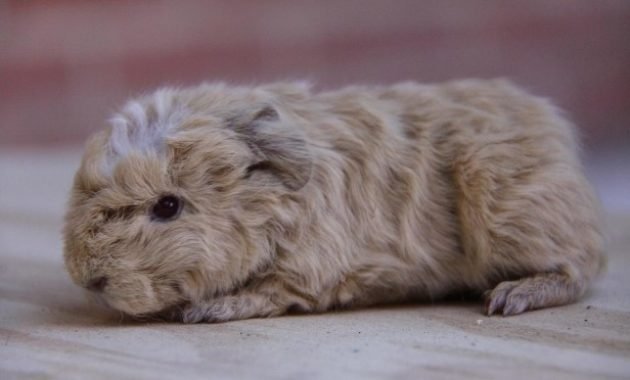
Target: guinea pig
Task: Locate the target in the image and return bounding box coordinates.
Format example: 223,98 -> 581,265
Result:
63,79 -> 605,323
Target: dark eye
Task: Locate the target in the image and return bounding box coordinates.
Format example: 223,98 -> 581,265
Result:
151,195 -> 182,221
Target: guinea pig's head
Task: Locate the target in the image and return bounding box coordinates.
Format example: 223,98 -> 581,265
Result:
63,83 -> 312,317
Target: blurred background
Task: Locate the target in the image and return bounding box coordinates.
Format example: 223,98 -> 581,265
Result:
1,0 -> 629,208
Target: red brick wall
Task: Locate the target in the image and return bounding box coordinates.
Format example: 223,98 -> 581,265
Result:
2,0 -> 629,147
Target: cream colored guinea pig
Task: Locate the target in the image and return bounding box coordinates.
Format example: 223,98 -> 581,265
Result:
63,79 -> 605,323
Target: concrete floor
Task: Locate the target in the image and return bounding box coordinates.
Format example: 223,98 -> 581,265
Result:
1,149 -> 629,380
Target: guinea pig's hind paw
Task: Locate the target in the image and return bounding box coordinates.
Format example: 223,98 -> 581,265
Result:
484,273 -> 584,316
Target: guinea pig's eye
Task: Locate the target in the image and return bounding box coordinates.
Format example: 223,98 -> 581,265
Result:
151,195 -> 182,221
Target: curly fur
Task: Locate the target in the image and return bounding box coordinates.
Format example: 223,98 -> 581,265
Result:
63,79 -> 605,322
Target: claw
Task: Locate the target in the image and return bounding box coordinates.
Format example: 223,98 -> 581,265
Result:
484,281 -> 518,316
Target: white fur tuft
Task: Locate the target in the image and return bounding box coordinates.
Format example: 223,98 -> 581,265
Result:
105,88 -> 184,171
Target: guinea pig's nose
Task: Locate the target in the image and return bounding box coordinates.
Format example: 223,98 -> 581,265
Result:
86,276 -> 108,292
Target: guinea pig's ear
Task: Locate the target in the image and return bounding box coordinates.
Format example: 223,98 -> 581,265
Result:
229,105 -> 312,191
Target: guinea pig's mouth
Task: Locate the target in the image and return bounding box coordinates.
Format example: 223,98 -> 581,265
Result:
96,293 -> 191,322
86,277 -> 191,321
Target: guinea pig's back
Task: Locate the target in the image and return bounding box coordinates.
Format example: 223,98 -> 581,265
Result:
313,80 -> 605,295
290,81 -> 603,306
428,79 -> 605,286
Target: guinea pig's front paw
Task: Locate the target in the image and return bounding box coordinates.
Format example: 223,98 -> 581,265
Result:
182,298 -> 239,323
181,293 -> 279,323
